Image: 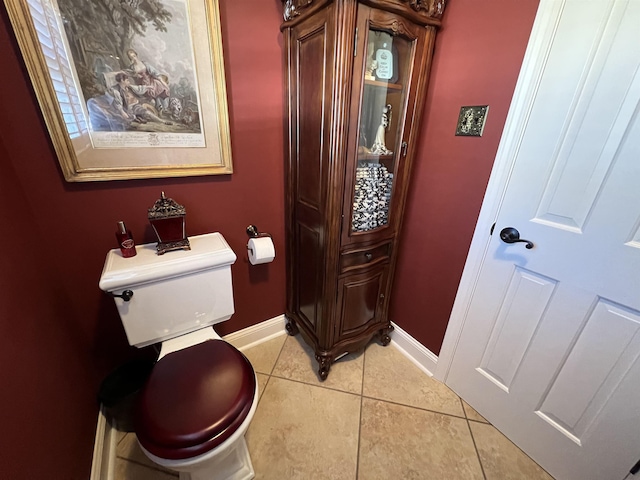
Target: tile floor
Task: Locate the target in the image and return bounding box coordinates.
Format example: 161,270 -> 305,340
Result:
114,334 -> 554,479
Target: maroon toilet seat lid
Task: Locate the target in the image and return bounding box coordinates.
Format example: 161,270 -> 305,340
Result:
135,339 -> 256,460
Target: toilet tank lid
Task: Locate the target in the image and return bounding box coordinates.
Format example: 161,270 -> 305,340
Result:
99,232 -> 237,292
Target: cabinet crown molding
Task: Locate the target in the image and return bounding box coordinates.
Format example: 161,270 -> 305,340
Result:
282,0 -> 313,21
409,0 -> 446,17
282,0 -> 446,22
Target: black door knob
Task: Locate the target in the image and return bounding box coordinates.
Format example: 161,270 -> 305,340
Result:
499,227 -> 534,249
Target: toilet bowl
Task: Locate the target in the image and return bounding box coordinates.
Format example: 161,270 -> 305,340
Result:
99,233 -> 257,480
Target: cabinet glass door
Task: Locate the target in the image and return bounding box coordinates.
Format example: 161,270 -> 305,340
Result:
351,29 -> 411,234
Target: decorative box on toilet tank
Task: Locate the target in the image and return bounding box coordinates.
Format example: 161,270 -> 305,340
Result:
280,0 -> 446,379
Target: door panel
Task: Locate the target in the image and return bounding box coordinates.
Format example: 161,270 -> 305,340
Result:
337,266 -> 389,339
536,299 -> 640,443
288,11 -> 334,337
446,1 -> 640,479
478,267 -> 557,392
297,32 -> 325,211
296,222 -> 322,330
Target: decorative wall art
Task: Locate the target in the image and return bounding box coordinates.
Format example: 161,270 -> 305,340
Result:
4,0 -> 232,181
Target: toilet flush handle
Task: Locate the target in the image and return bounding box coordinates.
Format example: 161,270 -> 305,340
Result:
108,290 -> 134,302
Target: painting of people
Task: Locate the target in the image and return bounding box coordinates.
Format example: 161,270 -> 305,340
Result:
57,0 -> 205,148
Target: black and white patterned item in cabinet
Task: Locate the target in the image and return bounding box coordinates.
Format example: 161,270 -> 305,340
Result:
352,162 -> 394,232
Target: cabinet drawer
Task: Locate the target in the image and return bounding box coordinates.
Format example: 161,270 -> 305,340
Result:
340,242 -> 391,273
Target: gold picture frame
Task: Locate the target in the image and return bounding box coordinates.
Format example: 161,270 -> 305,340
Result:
4,0 -> 232,181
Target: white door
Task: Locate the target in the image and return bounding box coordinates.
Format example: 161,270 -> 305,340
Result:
440,1 -> 640,479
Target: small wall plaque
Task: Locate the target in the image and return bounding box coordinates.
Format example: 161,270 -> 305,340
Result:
455,105 -> 489,137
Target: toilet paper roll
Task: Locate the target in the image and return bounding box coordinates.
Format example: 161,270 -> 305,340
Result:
247,236 -> 275,265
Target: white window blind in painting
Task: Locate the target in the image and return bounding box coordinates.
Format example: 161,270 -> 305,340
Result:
27,0 -> 87,139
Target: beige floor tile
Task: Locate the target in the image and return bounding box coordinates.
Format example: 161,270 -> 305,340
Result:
246,376 -> 361,479
358,398 -> 484,479
115,458 -> 178,479
241,334 -> 287,374
116,433 -> 176,474
462,399 -> 489,423
115,428 -> 128,445
363,343 -> 464,417
469,422 -> 555,480
272,335 -> 364,394
256,372 -> 269,401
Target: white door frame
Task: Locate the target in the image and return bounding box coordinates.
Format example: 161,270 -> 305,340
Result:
435,0 -> 564,383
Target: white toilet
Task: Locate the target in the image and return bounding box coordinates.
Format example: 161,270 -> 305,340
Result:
99,232 -> 257,480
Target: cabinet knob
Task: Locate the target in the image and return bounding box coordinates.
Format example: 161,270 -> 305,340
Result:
364,252 -> 373,262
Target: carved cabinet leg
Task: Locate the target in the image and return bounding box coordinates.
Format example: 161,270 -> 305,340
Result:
285,318 -> 299,336
315,354 -> 332,381
379,324 -> 394,346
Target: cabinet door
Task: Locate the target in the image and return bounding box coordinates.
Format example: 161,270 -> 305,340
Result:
342,5 -> 431,245
335,265 -> 390,342
286,8 -> 336,338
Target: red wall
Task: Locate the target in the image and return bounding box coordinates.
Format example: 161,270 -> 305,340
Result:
0,0 -> 284,478
0,135 -> 97,478
391,0 -> 540,354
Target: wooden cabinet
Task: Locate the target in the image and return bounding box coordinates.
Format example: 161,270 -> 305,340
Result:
281,0 -> 445,379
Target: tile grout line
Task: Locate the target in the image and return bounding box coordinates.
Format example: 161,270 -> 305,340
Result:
264,369 -> 473,420
360,347 -> 367,399
262,339 -> 469,415
459,399 -> 553,478
258,373 -> 271,403
459,396 -> 488,479
465,417 -> 488,480
266,333 -> 362,399
116,457 -> 178,477
355,346 -> 368,480
116,434 -> 179,477
361,394 -> 469,420
477,422 -> 556,479
268,331 -> 291,376
116,431 -> 129,447
253,331 -> 288,402
268,372 -> 363,398
355,394 -> 364,480
468,418 -> 490,424
440,394 -> 550,479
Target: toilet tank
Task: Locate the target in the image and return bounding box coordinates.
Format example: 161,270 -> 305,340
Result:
99,232 -> 237,348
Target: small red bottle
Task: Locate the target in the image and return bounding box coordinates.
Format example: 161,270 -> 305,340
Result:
116,221 -> 137,258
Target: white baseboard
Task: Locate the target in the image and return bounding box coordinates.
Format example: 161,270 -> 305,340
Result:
390,321 -> 439,377
90,406 -> 117,480
223,314 -> 287,351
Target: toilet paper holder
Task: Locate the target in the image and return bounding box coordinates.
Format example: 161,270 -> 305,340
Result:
246,225 -> 271,240
246,225 -> 275,264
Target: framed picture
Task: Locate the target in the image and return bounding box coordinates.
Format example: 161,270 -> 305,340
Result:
4,0 -> 233,181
